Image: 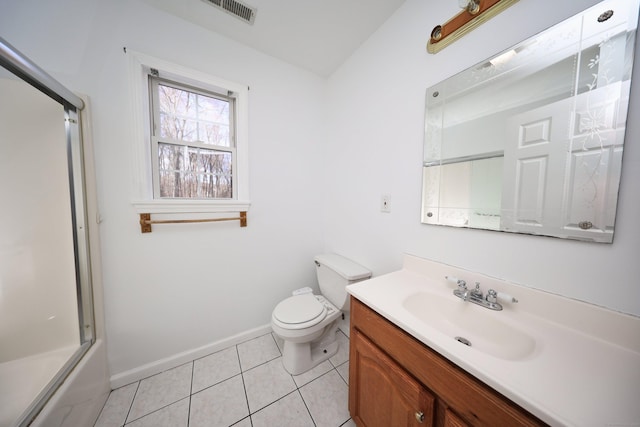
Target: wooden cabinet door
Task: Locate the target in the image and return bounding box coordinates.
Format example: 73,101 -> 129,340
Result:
443,408 -> 469,427
350,329 -> 435,427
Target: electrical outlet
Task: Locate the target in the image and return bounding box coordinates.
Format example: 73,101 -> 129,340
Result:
381,195 -> 391,213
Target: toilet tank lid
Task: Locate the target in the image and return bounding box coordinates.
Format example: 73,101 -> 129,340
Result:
314,253 -> 371,280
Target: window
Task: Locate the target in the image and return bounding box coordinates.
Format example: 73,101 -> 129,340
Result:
149,76 -> 235,199
128,52 -> 249,214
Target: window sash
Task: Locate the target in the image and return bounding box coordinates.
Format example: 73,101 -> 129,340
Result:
149,75 -> 237,200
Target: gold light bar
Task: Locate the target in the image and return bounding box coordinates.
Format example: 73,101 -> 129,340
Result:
139,211 -> 247,233
427,0 -> 519,54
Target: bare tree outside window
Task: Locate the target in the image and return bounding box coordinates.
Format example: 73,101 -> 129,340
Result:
151,79 -> 234,199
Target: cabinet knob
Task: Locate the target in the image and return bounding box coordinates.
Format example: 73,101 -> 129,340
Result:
415,411 -> 425,423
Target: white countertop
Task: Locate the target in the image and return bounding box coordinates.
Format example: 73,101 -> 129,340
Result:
346,254 -> 640,427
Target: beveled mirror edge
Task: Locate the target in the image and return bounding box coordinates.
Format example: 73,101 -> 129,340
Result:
421,0 -> 640,244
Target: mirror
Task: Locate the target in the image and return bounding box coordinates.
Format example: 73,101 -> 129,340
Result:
421,0 -> 639,243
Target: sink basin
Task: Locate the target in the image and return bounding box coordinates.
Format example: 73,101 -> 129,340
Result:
402,292 -> 536,361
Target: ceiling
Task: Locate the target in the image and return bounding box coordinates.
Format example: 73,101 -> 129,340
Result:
143,0 -> 407,77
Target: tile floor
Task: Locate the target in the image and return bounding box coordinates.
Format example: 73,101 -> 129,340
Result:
94,330 -> 354,427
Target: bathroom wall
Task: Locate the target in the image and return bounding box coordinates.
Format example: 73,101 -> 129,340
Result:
1,0 -> 326,378
324,0 -> 640,317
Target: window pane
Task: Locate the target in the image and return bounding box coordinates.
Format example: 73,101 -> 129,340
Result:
158,143 -> 232,198
202,122 -> 230,147
158,142 -> 184,171
157,83 -> 231,147
159,113 -> 198,142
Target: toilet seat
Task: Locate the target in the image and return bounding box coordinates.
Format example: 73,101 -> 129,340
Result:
273,294 -> 327,330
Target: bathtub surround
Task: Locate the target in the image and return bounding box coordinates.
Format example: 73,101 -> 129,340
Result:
1,0 -> 638,415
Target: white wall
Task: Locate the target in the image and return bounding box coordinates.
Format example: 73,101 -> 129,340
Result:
325,0 -> 640,316
1,0 -> 326,377
92,2 -> 327,376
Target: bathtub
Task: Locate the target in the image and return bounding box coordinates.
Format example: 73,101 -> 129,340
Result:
0,345 -> 78,427
0,339 -> 109,427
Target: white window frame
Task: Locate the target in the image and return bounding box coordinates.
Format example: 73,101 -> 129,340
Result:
128,51 -> 250,214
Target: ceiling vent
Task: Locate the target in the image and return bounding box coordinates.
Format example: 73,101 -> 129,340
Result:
201,0 -> 257,25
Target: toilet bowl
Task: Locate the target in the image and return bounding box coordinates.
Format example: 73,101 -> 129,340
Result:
271,254 -> 371,375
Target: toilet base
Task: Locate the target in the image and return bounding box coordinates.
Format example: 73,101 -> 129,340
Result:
281,323 -> 340,375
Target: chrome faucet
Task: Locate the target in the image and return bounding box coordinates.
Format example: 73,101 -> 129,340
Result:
450,279 -> 511,311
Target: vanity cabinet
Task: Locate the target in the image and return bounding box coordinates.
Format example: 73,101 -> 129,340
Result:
351,329 -> 435,426
348,297 -> 546,427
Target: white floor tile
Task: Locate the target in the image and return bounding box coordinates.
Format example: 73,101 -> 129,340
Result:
231,417 -> 252,427
94,382 -> 138,427
237,334 -> 281,371
251,391 -> 315,427
299,370 -> 350,427
337,314 -> 350,338
192,346 -> 241,393
292,360 -> 333,388
336,361 -> 349,385
329,331 -> 350,367
126,363 -> 192,423
125,398 -> 189,427
189,375 -> 249,427
272,332 -> 284,353
97,332 -> 353,427
242,357 -> 297,413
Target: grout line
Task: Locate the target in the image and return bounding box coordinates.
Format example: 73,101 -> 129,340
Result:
120,360 -> 195,387
229,415 -> 252,426
122,381 -> 141,426
296,389 -> 317,427
236,345 -> 252,421
190,372 -> 243,395
240,354 -> 282,375
122,363 -> 193,425
186,361 -> 194,427
123,397 -> 190,426
335,360 -> 349,386
269,332 -> 283,356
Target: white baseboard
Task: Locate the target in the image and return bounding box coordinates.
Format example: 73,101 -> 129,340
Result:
109,324 -> 272,389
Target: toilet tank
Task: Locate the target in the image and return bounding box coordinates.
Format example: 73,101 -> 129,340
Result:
314,254 -> 371,311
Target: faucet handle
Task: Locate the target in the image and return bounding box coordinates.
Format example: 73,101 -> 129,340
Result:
497,291 -> 518,304
457,280 -> 467,296
486,289 -> 498,303
487,289 -> 518,304
446,276 -> 466,289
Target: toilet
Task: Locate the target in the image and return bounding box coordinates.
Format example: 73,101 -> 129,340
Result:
271,253 -> 371,375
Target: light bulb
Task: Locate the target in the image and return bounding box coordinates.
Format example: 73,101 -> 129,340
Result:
459,0 -> 480,14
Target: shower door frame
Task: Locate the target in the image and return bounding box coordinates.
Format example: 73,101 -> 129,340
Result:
0,37 -> 96,427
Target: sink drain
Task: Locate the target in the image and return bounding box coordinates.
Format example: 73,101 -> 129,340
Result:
455,336 -> 471,346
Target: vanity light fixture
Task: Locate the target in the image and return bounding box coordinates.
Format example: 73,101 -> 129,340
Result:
427,0 -> 519,54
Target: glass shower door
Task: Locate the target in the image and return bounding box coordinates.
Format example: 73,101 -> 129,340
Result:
0,45 -> 93,427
